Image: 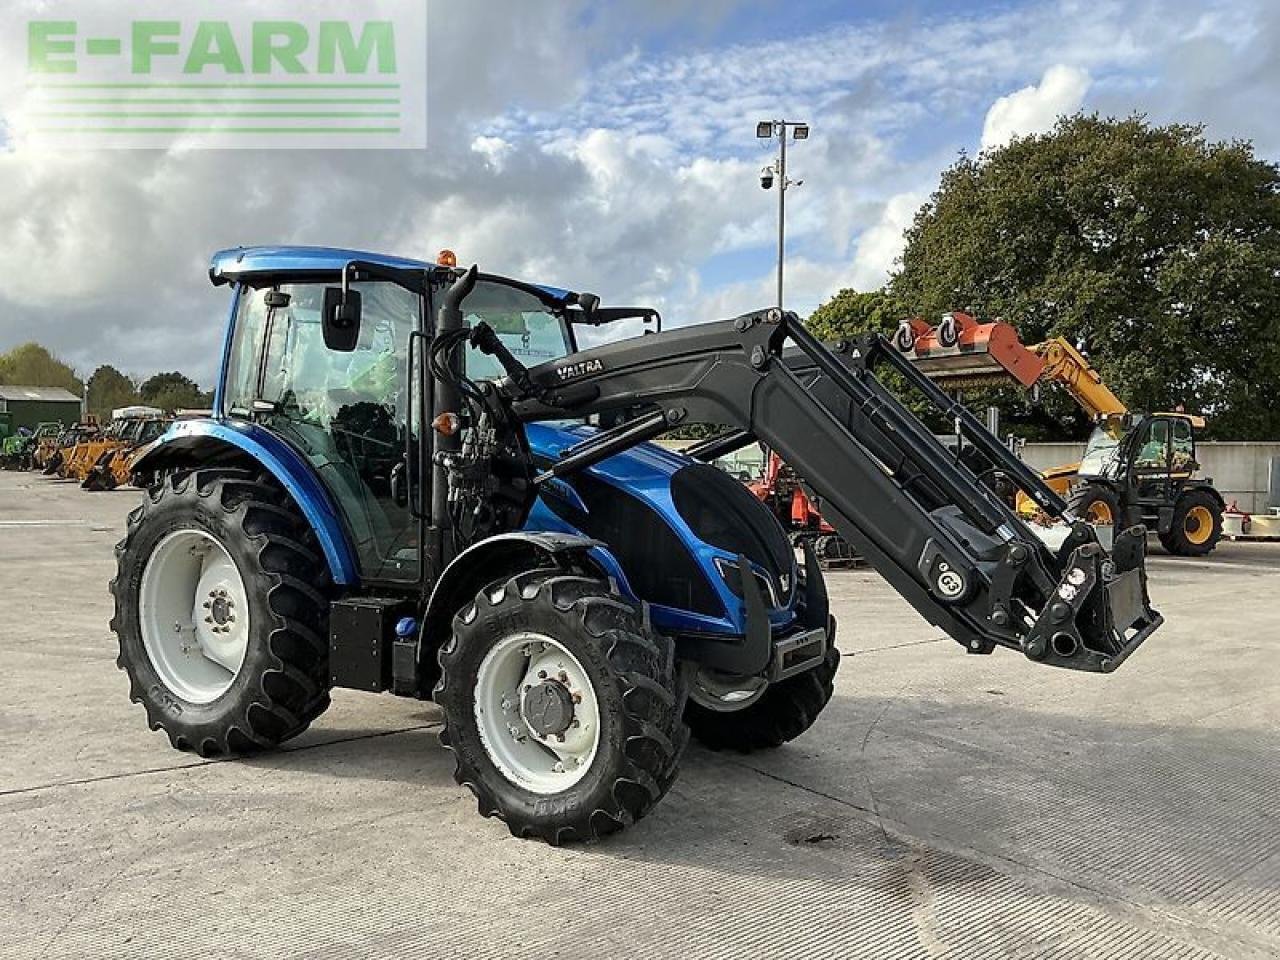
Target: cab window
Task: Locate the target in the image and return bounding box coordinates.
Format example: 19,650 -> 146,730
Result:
223,279 -> 424,583
1171,418 -> 1195,472
461,281 -> 574,378
223,287 -> 270,416
1134,419 -> 1170,470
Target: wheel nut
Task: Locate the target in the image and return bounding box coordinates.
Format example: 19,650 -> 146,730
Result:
537,670 -> 547,679
571,692 -> 582,704
555,733 -> 566,743
552,762 -> 565,773
557,671 -> 568,683
202,601 -> 211,609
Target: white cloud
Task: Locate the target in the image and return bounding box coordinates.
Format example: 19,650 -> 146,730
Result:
849,191 -> 927,291
981,64 -> 1091,151
471,136 -> 515,172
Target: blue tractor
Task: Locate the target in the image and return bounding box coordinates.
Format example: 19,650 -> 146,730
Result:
113,247 -> 1161,842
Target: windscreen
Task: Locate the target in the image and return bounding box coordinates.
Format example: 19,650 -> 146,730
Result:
1078,416 -> 1127,478
461,281 -> 574,378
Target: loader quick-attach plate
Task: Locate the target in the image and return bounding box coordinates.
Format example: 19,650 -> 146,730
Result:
1106,568 -> 1146,633
1021,528 -> 1162,674
1097,568 -> 1162,672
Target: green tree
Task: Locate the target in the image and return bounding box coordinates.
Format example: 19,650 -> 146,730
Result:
0,343 -> 83,394
139,371 -> 203,412
806,288 -> 908,342
85,365 -> 140,420
891,113 -> 1280,439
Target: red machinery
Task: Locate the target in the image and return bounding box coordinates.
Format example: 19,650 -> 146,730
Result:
748,451 -> 854,565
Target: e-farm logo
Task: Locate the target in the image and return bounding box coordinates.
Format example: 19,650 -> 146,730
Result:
15,1 -> 426,150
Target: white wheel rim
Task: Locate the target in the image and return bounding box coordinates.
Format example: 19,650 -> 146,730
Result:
139,528 -> 251,705
474,631 -> 602,795
690,668 -> 769,713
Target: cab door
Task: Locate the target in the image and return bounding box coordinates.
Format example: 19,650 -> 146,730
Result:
1128,415 -> 1174,504
223,280 -> 425,586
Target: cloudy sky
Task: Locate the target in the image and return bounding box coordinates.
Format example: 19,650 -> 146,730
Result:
1,0 -> 1277,388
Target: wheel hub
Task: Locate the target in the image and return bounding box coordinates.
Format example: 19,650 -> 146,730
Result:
139,529 -> 250,705
473,632 -> 602,794
208,592 -> 234,627
521,680 -> 575,737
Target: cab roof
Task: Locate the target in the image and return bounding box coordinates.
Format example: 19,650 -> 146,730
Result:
208,246 -> 570,300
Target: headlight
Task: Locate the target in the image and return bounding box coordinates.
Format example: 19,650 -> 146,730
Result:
714,556 -> 781,608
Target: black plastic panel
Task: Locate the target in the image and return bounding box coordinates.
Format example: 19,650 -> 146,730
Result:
542,469 -> 723,617
671,462 -> 793,593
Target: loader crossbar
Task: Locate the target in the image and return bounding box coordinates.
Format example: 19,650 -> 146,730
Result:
508,308 -> 1160,672
816,330 -> 1069,518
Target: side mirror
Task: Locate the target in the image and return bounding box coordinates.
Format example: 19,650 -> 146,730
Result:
322,287 -> 362,351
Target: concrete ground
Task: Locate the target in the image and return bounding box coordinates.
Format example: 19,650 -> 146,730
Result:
2,470 -> 1278,960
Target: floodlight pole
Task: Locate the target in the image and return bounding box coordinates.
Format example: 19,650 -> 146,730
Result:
776,128 -> 787,311
758,119 -> 807,311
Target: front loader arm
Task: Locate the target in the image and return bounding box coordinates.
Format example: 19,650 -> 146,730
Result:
509,308 -> 1160,673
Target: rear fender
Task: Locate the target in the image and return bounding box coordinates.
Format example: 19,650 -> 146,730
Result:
131,418 -> 359,584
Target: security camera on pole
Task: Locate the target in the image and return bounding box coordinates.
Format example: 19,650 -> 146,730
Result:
756,119 -> 808,310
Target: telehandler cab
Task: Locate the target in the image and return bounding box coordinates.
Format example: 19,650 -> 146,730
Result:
112,247 -> 1161,843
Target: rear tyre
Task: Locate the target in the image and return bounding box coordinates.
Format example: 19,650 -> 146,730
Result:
1159,490 -> 1222,556
436,571 -> 683,844
685,640 -> 840,752
1067,482 -> 1122,528
110,468 -> 332,756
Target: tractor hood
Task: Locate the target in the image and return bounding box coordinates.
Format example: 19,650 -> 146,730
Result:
523,423 -> 798,640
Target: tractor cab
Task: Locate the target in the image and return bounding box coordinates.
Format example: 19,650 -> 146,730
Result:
200,248 -> 656,586
201,247 -> 658,587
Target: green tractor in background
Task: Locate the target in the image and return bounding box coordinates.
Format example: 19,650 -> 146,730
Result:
2,421 -> 62,471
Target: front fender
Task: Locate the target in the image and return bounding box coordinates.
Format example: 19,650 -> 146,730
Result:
419,532 -> 627,692
133,418 -> 359,584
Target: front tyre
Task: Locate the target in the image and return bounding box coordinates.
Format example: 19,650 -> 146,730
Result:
110,468 -> 332,756
685,640 -> 840,752
1067,482 -> 1122,528
436,571 -> 683,844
